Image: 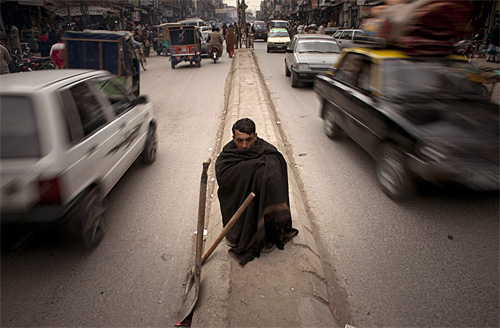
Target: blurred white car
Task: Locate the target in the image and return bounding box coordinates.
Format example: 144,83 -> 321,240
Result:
0,69 -> 157,248
285,34 -> 342,87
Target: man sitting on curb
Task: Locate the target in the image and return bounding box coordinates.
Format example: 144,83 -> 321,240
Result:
215,118 -> 299,266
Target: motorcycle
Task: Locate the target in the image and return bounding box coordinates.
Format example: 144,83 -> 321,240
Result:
9,48 -> 56,72
9,50 -> 31,72
211,46 -> 218,63
453,34 -> 482,62
29,56 -> 57,70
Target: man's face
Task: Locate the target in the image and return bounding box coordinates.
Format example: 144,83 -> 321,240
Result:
233,129 -> 257,149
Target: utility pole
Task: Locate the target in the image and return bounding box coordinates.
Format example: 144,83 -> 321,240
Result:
237,0 -> 248,48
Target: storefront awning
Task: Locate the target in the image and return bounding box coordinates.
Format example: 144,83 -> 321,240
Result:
53,6 -> 119,17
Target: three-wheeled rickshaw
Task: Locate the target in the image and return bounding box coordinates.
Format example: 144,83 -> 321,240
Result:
166,24 -> 202,69
152,23 -> 178,56
63,30 -> 140,97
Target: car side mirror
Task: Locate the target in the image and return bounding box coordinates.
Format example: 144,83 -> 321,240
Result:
286,48 -> 293,53
134,95 -> 149,105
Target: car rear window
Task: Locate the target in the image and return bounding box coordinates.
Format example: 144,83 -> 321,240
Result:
1,96 -> 40,158
296,40 -> 341,53
269,30 -> 289,38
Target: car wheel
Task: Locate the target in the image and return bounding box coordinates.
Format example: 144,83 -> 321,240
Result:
142,127 -> 157,164
161,47 -> 168,56
376,143 -> 414,201
291,71 -> 299,88
285,62 -> 291,77
171,61 -> 176,69
322,102 -> 341,139
267,47 -> 270,53
78,188 -> 105,249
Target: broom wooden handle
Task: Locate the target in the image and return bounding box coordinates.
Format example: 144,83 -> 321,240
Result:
201,192 -> 255,265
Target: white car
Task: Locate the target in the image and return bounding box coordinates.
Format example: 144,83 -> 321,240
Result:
332,29 -> 365,49
1,69 -> 157,248
285,34 -> 342,87
267,28 -> 290,53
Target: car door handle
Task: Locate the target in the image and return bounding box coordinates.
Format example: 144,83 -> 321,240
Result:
87,144 -> 98,155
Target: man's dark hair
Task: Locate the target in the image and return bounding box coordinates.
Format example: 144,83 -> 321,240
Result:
232,118 -> 255,135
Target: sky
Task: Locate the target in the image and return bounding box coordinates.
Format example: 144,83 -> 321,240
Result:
222,0 -> 260,14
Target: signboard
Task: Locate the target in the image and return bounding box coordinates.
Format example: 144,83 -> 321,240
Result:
132,11 -> 141,21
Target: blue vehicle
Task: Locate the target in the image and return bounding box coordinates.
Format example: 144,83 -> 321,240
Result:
63,30 -> 140,97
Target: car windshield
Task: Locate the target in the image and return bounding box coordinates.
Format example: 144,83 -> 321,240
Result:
269,30 -> 288,38
1,96 -> 40,158
296,40 -> 341,53
383,59 -> 487,99
254,23 -> 266,30
272,22 -> 288,28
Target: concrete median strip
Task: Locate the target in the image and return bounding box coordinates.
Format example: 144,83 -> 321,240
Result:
191,48 -> 338,327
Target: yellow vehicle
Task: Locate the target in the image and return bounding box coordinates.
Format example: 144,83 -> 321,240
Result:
267,28 -> 290,53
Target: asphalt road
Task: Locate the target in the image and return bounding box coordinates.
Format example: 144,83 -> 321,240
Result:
1,54 -> 231,327
253,40 -> 499,327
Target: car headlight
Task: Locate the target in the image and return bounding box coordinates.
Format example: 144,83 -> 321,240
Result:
296,63 -> 310,70
418,142 -> 450,162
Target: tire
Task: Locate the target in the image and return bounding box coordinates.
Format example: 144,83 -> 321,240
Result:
171,60 -> 176,69
376,143 -> 414,201
291,71 -> 299,88
267,47 -> 270,53
322,101 -> 341,139
161,47 -> 168,56
285,62 -> 291,77
142,127 -> 157,164
40,62 -> 56,70
77,188 -> 105,249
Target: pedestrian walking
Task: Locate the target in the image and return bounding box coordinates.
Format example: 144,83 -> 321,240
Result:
38,30 -> 50,57
226,26 -> 236,58
486,19 -> 499,62
9,25 -> 21,55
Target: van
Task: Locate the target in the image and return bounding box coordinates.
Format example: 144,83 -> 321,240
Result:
178,18 -> 206,27
252,20 -> 268,41
269,20 -> 289,30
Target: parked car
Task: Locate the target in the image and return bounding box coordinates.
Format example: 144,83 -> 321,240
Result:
332,29 -> 364,49
267,28 -> 290,53
0,69 -> 157,248
314,47 -> 499,200
285,34 -> 342,87
252,20 -> 268,41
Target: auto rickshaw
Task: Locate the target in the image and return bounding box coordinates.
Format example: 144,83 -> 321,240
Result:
153,23 -> 178,56
62,30 -> 140,97
166,24 -> 202,69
